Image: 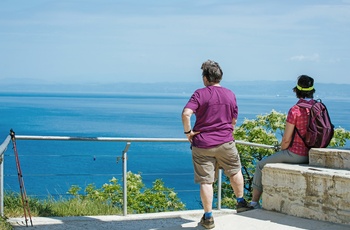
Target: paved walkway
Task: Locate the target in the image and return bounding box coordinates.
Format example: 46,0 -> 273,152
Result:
8,209 -> 349,230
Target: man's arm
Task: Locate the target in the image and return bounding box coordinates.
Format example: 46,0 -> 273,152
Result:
232,118 -> 237,127
182,108 -> 193,133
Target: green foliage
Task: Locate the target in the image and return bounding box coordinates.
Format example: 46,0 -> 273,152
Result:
0,216 -> 13,230
3,191 -> 56,217
3,191 -> 23,217
4,172 -> 185,220
218,110 -> 350,209
235,110 -> 285,194
3,190 -> 118,218
67,172 -> 185,214
330,127 -> 350,147
128,178 -> 185,213
46,196 -> 121,216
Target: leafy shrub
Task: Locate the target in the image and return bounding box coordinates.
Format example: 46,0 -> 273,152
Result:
67,172 -> 186,214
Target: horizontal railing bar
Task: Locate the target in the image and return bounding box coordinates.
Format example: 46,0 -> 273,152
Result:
236,140 -> 276,149
3,154 -> 185,158
5,174 -> 123,177
15,136 -> 188,142
5,172 -> 193,177
15,135 -> 276,149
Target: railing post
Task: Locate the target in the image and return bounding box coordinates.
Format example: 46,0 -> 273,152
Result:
217,169 -> 222,210
0,152 -> 4,217
122,142 -> 131,216
0,135 -> 11,217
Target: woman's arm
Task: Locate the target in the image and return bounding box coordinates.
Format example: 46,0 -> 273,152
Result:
281,122 -> 295,150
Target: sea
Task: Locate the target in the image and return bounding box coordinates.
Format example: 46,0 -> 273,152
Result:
1,81 -> 350,210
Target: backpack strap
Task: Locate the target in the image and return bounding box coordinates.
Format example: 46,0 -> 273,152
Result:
289,127 -> 297,148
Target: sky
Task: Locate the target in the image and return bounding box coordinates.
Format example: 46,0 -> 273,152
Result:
0,0 -> 350,85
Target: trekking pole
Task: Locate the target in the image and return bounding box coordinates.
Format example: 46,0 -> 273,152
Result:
10,129 -> 33,227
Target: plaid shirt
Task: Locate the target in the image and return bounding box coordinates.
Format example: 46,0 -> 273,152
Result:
286,99 -> 314,156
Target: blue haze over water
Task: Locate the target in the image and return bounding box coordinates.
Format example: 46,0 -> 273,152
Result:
1,81 -> 350,210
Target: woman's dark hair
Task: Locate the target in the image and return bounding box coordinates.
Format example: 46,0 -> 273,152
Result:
201,60 -> 223,83
293,75 -> 316,98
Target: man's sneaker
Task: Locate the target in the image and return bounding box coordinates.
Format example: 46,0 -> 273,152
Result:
200,214 -> 215,229
236,199 -> 254,213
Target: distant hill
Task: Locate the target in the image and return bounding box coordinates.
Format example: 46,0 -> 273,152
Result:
0,79 -> 349,98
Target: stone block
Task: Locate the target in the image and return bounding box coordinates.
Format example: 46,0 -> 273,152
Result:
309,148 -> 350,170
262,163 -> 350,225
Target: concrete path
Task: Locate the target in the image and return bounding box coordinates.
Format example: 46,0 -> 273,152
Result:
8,209 -> 349,230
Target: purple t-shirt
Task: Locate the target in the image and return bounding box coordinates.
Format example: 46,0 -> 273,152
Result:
184,86 -> 238,148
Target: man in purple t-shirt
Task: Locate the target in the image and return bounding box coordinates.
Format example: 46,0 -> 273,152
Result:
182,60 -> 251,229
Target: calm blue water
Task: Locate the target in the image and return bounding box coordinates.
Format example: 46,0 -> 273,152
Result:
1,91 -> 349,210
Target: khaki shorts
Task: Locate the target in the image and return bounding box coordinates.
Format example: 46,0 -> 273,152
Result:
192,141 -> 241,184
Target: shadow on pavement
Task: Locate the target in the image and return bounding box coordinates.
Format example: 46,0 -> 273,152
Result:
10,214 -> 202,230
237,209 -> 349,230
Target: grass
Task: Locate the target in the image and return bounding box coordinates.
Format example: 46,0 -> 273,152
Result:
2,191 -> 123,229
0,216 -> 13,230
2,174 -> 187,228
4,192 -> 123,217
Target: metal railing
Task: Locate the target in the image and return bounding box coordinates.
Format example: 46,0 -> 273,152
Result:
0,135 -> 11,216
0,134 -> 275,217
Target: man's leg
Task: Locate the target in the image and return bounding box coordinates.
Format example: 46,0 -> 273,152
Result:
230,170 -> 253,212
229,169 -> 244,197
200,183 -> 213,212
216,142 -> 251,212
199,183 -> 215,229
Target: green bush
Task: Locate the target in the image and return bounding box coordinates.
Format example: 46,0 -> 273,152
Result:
0,216 -> 13,230
4,171 -> 185,221
67,172 -> 186,214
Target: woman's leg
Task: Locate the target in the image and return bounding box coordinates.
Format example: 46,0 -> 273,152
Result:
251,150 -> 308,202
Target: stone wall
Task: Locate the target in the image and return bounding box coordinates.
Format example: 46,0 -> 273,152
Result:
309,148 -> 350,170
261,148 -> 350,225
